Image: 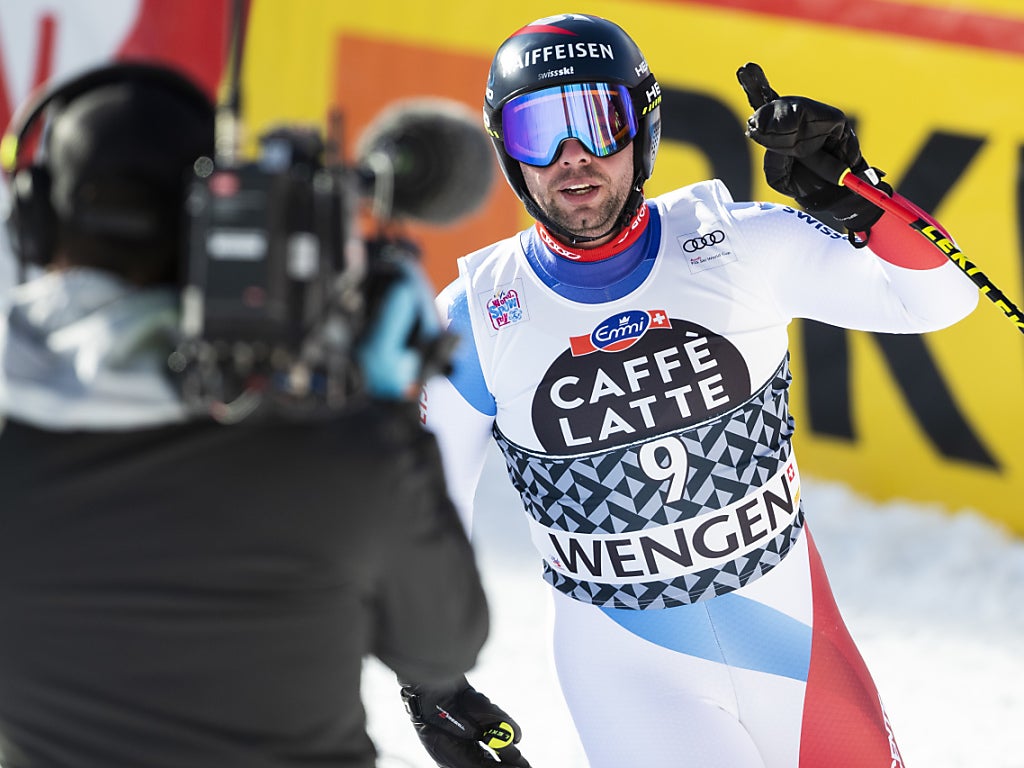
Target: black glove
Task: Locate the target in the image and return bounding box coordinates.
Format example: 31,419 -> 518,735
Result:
400,678 -> 532,767
737,62 -> 891,236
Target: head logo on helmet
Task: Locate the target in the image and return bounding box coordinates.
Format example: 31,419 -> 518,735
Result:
483,14 -> 662,244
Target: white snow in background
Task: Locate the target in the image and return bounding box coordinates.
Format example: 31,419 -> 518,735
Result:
364,444 -> 1024,768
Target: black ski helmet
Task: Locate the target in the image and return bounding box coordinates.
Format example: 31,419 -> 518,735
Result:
483,13 -> 662,243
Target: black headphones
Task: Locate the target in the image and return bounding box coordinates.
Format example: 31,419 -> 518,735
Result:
1,61 -> 214,269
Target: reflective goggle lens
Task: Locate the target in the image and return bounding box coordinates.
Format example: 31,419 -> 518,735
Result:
501,83 -> 638,166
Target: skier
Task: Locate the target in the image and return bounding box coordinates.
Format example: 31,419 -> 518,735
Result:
405,12 -> 977,768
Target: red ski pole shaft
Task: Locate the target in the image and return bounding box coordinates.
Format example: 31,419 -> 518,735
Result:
839,170 -> 1024,336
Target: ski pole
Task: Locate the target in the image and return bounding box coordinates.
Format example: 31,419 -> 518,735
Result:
736,62 -> 1024,337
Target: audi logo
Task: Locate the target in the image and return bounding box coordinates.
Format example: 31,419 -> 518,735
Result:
681,230 -> 726,252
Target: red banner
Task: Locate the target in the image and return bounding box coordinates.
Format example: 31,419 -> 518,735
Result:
0,1 -> 233,136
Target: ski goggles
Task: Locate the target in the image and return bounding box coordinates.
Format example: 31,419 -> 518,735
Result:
500,82 -> 638,167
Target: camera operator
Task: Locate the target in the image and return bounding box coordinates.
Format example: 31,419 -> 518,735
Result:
0,63 -> 489,768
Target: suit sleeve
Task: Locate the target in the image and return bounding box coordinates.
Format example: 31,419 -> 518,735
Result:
421,278 -> 497,539
729,201 -> 978,332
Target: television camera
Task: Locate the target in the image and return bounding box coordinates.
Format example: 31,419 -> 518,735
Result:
170,96 -> 493,422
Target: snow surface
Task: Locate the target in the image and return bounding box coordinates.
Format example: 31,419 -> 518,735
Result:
363,444 -> 1024,768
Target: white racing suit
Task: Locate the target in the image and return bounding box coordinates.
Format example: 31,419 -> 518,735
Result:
422,180 -> 977,767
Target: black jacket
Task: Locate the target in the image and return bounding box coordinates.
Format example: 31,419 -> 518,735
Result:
0,402 -> 488,768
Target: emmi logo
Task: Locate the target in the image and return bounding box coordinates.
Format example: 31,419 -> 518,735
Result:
569,309 -> 670,356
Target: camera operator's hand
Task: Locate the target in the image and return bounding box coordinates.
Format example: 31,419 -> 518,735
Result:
400,677 -> 532,768
355,240 -> 455,401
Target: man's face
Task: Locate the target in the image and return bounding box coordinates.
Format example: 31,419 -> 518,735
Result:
519,139 -> 634,246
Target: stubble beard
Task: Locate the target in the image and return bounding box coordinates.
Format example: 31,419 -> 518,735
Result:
540,173 -> 631,241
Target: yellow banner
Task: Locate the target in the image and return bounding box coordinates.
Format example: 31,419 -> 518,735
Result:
242,0 -> 1024,534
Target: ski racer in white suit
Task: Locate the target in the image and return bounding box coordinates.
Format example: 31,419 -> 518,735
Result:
407,13 -> 978,768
